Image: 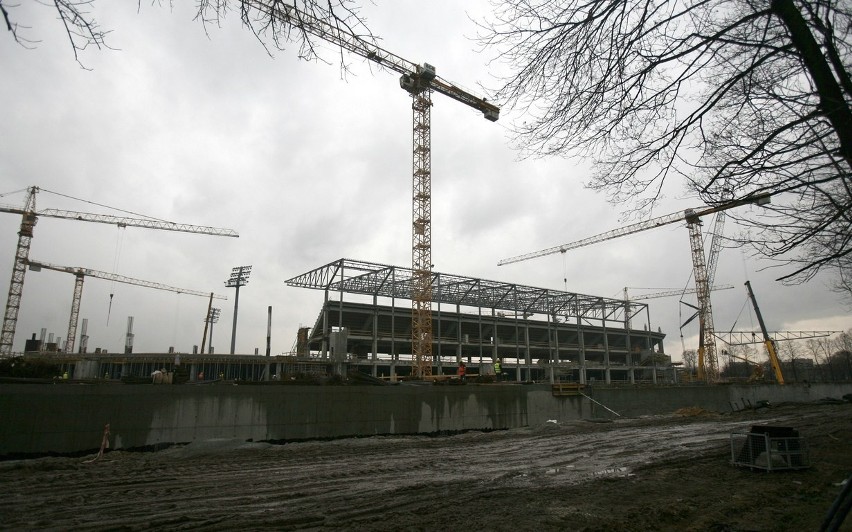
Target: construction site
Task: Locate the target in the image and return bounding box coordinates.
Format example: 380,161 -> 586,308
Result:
2,2 -> 852,531
1,0 -> 850,441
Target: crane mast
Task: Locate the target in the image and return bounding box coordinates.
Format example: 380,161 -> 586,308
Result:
685,210 -> 718,382
0,186 -> 239,355
247,1 -> 499,377
2,190 -> 37,357
499,194 -> 770,382
27,259 -> 227,354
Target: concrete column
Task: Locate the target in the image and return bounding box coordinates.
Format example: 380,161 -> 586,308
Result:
477,306 -> 483,366
436,298 -> 442,373
491,308 -> 498,365
553,314 -> 560,381
577,316 -> 587,385
547,309 -> 554,384
390,294 -> 396,374
456,303 -> 462,362
625,300 -> 632,376
371,295 -> 378,378
603,314 -> 611,385
321,289 -> 329,360
524,323 -> 531,382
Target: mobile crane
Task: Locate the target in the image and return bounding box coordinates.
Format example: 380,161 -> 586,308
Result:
744,280 -> 785,384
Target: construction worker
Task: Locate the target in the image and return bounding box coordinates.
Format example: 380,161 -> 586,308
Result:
494,359 -> 502,381
457,361 -> 466,382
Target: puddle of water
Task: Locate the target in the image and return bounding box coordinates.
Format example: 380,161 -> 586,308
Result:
545,465 -> 576,475
590,466 -> 633,478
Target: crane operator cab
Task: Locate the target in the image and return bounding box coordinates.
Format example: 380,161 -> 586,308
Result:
400,63 -> 437,95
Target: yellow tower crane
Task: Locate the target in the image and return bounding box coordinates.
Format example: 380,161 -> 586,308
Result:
0,186 -> 239,355
26,259 -> 228,354
499,194 -> 771,383
246,1 -> 500,377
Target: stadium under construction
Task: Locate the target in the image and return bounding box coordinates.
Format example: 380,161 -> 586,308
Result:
286,258 -> 670,384
19,259 -> 672,385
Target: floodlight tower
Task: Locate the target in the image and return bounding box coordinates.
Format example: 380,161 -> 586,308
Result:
225,266 -> 251,354
205,307 -> 221,354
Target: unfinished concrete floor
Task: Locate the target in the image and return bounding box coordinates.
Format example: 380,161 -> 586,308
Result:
0,401 -> 849,531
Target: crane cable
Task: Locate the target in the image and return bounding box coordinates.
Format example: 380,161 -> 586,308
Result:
40,187 -> 168,222
106,226 -> 126,326
741,250 -> 757,331
0,187 -> 31,199
172,294 -> 181,348
678,269 -> 695,355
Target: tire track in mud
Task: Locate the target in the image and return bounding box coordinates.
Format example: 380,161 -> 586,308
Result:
0,406 -> 836,530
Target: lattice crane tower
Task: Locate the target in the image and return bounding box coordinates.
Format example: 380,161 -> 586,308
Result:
26,259 -> 228,354
0,186 -> 239,355
498,194 -> 771,383
248,2 -> 500,377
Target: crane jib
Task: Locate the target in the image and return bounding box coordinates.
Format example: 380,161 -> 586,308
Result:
249,0 -> 500,121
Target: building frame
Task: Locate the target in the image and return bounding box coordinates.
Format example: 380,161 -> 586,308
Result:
286,259 -> 669,384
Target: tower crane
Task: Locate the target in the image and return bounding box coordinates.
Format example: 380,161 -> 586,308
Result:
27,259 -> 228,353
0,186 -> 239,355
621,285 -> 733,330
499,193 -> 771,383
624,285 -> 734,301
246,1 -> 500,377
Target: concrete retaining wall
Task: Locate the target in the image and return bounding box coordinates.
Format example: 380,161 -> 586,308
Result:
1,382 -> 849,457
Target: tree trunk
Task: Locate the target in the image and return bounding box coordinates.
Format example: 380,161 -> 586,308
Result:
772,0 -> 852,167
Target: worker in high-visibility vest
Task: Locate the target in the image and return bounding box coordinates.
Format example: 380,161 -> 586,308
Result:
457,361 -> 466,382
494,360 -> 502,381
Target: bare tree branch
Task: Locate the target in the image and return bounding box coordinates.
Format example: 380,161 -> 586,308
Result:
1,0 -> 376,74
478,0 -> 852,288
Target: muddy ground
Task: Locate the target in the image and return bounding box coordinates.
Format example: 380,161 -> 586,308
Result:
0,401 -> 850,531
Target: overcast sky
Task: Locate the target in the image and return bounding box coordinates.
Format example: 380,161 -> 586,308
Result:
0,1 -> 848,360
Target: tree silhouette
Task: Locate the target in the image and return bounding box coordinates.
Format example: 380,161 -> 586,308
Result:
1,1 -> 375,72
479,0 -> 851,293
